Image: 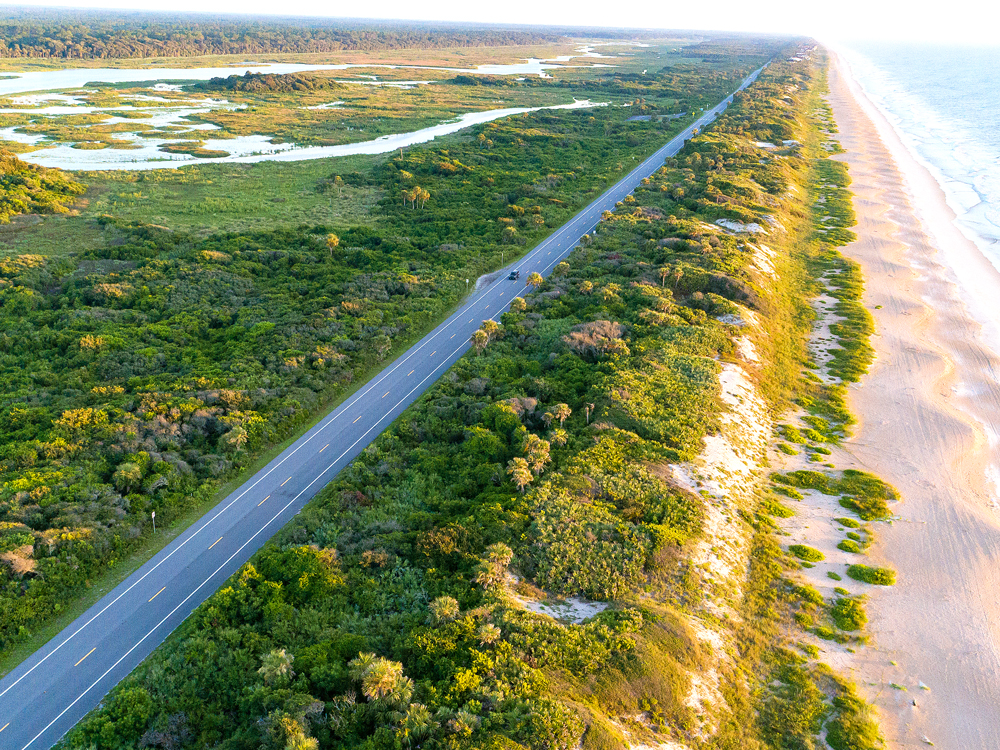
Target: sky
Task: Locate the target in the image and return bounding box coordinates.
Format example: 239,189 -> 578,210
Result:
6,0 -> 1000,45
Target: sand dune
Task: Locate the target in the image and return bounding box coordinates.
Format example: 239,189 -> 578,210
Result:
828,55 -> 1000,748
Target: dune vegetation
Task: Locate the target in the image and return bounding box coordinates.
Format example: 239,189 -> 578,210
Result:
18,43 -> 889,750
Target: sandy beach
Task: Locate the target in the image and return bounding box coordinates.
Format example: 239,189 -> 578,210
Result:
826,55 -> 1000,747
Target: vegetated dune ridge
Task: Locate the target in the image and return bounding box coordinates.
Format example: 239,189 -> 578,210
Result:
49,48 -> 885,750
828,55 -> 1000,747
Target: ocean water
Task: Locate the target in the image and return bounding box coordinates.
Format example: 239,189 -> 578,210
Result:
839,43 -> 1000,270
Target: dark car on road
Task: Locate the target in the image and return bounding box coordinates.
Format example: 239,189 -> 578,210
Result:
508,270 -> 520,280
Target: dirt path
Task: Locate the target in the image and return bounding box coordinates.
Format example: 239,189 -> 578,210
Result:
826,56 -> 1000,748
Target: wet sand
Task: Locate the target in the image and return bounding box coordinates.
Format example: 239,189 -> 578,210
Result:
827,54 -> 1000,747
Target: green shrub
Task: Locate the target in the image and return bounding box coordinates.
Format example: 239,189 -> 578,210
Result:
846,565 -> 895,586
837,539 -> 860,554
846,531 -> 862,542
773,470 -> 829,491
827,571 -> 842,581
830,597 -> 866,631
777,443 -> 799,455
788,544 -> 824,562
772,485 -> 804,500
826,684 -> 884,750
836,470 -> 898,521
834,516 -> 860,529
793,583 -> 824,607
761,497 -> 795,518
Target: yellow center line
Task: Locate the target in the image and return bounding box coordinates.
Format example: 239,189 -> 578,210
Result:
353,415 -> 362,423
382,391 -> 390,398
208,536 -> 223,550
450,334 -> 456,339
319,443 -> 329,453
74,648 -> 96,667
485,305 -> 490,309
149,586 -> 165,603
258,495 -> 270,507
430,351 -> 436,356
1,722 -> 8,733
280,477 -> 291,487
407,369 -> 415,376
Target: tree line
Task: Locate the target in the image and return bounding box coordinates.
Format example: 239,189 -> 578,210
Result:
0,9 -> 560,60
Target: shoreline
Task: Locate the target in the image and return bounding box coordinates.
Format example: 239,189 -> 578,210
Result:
827,53 -> 1000,747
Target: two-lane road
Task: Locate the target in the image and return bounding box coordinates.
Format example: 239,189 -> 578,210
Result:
0,65 -> 763,750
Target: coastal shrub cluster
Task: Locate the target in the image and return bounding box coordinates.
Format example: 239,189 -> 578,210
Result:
0,151 -> 85,223
771,469 -> 897,521
846,565 -> 896,586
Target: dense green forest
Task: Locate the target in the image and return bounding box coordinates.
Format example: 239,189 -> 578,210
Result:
0,10 -> 561,59
0,69 -> 728,654
50,50 -> 882,750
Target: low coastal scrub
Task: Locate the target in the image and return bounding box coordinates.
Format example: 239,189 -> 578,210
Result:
771,469 -> 897,521
0,151 -> 85,223
789,544 -> 825,562
847,565 -> 896,586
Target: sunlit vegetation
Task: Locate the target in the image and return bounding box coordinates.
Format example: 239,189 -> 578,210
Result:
0,53 -> 752,649
41,44 -> 891,750
0,151 -> 85,222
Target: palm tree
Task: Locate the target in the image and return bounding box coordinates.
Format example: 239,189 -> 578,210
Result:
360,658 -> 404,701
551,403 -> 571,427
477,623 -> 501,645
480,319 -> 500,341
507,457 -> 532,493
672,266 -> 684,289
659,266 -> 670,287
554,261 -> 570,276
470,329 -> 489,355
526,272 -> 543,289
427,595 -> 460,624
398,703 -> 436,748
417,187 -> 430,208
524,436 -> 550,476
585,403 -> 595,424
542,412 -> 554,428
548,428 -> 568,447
601,283 -> 621,302
509,297 -> 526,313
258,648 -> 294,685
348,652 -> 378,683
333,175 -> 344,196
326,233 -> 340,255
579,280 -> 593,294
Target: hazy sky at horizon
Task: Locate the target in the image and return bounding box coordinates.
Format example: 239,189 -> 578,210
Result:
6,0 -> 999,46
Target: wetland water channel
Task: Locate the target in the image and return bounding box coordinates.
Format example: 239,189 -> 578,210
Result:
0,54 -> 615,171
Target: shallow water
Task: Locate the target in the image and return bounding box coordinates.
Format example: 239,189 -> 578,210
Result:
839,43 -> 1000,272
0,45 -> 629,170
17,99 -> 606,171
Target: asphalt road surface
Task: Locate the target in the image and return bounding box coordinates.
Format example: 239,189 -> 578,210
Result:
0,65 -> 763,750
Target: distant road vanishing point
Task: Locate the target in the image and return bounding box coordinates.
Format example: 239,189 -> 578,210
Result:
0,64 -> 763,750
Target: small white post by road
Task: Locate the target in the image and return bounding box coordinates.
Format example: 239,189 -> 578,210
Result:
466,278 -> 469,294
151,511 -> 156,535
